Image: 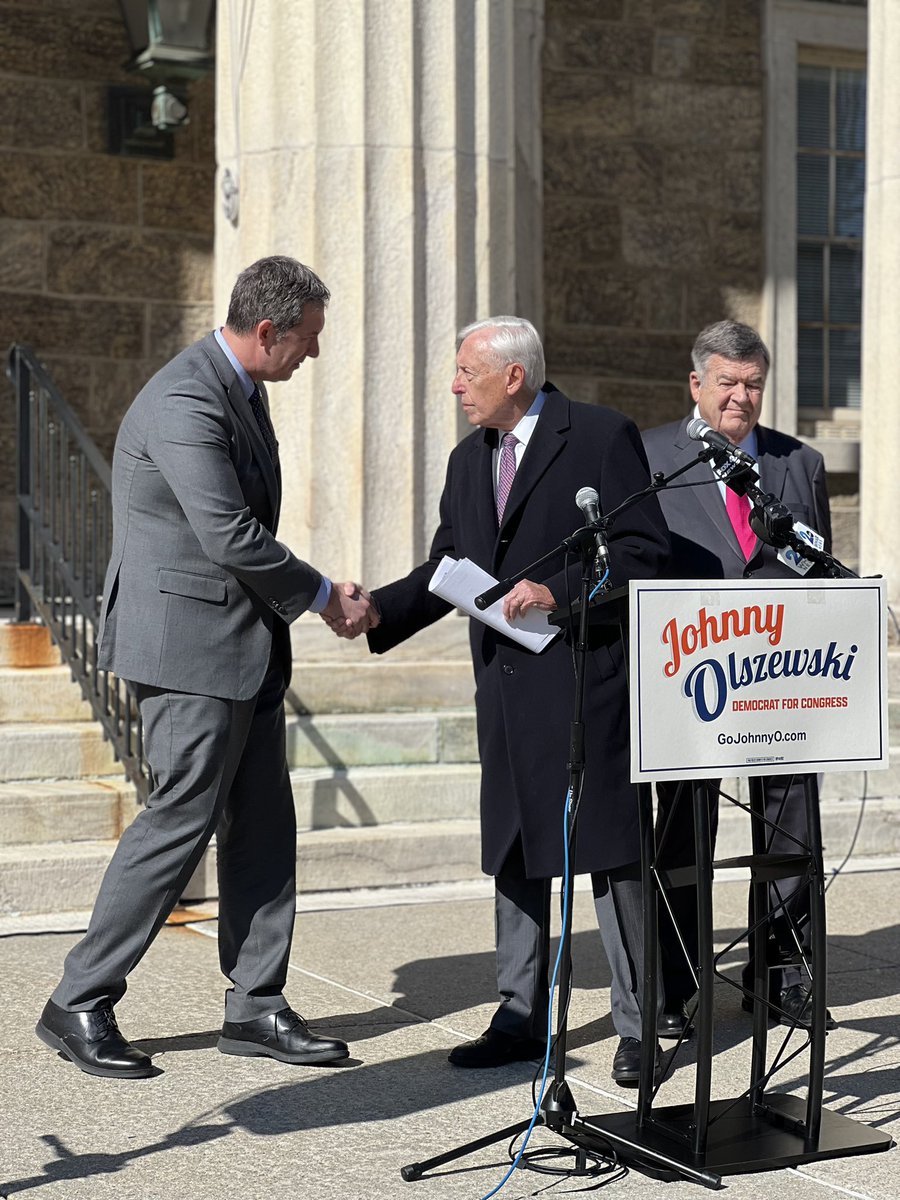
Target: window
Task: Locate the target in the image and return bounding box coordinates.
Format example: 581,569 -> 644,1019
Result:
763,0 -> 866,446
796,62 -> 866,411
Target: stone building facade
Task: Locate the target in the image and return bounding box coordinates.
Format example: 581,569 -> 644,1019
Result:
0,0 -> 215,601
2,0 -> 887,602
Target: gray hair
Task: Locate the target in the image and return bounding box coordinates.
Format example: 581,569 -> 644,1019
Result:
226,256 -> 330,338
457,315 -> 545,391
691,320 -> 770,379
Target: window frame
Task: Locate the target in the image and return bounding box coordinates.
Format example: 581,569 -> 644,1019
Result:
762,0 -> 867,448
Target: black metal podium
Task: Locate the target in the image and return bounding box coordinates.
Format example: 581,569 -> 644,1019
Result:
559,586 -> 894,1185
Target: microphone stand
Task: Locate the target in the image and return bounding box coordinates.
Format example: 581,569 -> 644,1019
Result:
401,487 -> 723,1190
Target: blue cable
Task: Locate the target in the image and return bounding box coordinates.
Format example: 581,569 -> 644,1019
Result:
588,570 -> 610,601
478,785 -> 575,1200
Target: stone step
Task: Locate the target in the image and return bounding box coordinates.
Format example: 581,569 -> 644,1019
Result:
0,622 -> 60,668
284,709 -> 477,769
291,763 -> 481,830
0,666 -> 94,723
0,777 -> 138,846
0,722 -> 119,782
5,795 -> 900,916
286,660 -> 474,714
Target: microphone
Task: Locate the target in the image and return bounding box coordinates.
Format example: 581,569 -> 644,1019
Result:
574,486 -> 609,573
686,417 -> 756,466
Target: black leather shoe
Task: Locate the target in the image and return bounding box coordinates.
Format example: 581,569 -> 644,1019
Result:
218,1008 -> 349,1064
778,984 -> 836,1030
35,999 -> 155,1079
657,1010 -> 692,1040
448,1028 -> 546,1069
610,1036 -> 660,1086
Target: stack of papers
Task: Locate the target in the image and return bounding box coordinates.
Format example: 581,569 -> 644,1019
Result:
428,556 -> 560,653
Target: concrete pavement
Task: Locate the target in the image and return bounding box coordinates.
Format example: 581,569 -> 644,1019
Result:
1,864 -> 898,1200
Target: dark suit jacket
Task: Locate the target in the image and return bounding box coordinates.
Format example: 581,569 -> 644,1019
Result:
641,416 -> 831,580
368,385 -> 670,878
97,332 -> 323,700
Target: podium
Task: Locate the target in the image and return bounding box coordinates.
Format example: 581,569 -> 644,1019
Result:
565,578 -> 893,1184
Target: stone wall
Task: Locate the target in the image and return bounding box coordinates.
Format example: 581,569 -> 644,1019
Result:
542,0 -> 764,427
0,0 -> 215,603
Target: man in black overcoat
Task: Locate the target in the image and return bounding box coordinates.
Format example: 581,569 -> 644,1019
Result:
366,316 -> 670,1083
642,319 -> 835,1039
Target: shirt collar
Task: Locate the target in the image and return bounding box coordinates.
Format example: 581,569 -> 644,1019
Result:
214,328 -> 256,401
506,389 -> 546,448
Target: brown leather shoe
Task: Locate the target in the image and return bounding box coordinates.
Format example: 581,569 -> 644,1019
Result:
35,999 -> 155,1079
218,1008 -> 349,1064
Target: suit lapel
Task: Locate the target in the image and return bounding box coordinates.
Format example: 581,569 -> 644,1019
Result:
203,334 -> 280,525
673,417 -> 749,567
498,391 -> 568,535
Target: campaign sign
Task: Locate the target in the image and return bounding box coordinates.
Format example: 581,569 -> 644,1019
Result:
629,577 -> 888,781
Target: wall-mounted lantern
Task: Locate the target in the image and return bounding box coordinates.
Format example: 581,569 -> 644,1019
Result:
117,0 -> 216,131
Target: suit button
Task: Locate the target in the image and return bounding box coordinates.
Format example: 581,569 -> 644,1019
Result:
503,664 -> 514,675
499,537 -> 509,546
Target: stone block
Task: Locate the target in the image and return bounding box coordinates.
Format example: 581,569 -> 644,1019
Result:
0,78 -> 84,152
284,713 -> 439,770
0,723 -> 118,782
291,763 -> 481,831
286,662 -> 475,715
546,0 -> 626,21
86,358 -> 159,450
0,291 -> 144,360
557,270 -> 646,328
544,200 -> 621,267
546,327 -> 691,382
0,625 -> 59,668
0,154 -> 138,224
0,780 -> 119,845
544,136 -> 662,202
147,304 -> 216,360
438,714 -> 479,763
0,841 -> 116,915
710,211 -> 764,274
0,6 -> 131,83
687,35 -> 761,84
544,21 -> 653,74
684,281 -> 762,333
622,209 -> 711,271
142,164 -> 216,236
636,81 -> 761,146
651,0 -> 725,34
595,380 -> 689,429
544,72 -> 635,137
0,666 -> 91,722
724,0 -> 763,42
653,33 -> 694,79
0,223 -> 43,291
46,227 -> 213,303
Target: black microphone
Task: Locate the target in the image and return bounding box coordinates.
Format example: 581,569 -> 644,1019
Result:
574,486 -> 609,573
686,416 -> 756,466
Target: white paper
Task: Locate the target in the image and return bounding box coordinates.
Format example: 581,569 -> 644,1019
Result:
428,556 -> 560,653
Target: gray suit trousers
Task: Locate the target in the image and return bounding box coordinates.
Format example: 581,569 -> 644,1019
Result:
490,838 -> 651,1043
52,655 -> 297,1022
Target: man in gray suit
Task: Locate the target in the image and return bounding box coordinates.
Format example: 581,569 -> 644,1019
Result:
36,256 -> 377,1078
642,320 -> 834,1039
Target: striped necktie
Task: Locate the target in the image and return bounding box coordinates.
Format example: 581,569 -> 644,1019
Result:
248,385 -> 279,465
496,432 -> 519,522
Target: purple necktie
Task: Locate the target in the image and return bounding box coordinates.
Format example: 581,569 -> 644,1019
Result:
496,432 -> 519,522
726,487 -> 756,559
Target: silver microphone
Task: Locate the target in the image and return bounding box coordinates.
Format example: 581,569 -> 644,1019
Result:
686,417 -> 756,465
575,486 -> 609,568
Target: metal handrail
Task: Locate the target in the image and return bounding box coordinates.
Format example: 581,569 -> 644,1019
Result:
8,344 -> 149,802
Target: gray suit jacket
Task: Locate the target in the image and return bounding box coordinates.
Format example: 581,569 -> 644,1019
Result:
641,415 -> 831,580
97,332 -> 322,700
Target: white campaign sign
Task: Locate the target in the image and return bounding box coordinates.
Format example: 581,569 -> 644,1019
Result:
629,577 -> 888,781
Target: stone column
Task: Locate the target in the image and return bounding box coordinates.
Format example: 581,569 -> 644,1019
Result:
214,0 -> 543,586
861,0 -> 900,596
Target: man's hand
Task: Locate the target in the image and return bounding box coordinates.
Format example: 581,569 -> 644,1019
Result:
320,581 -> 380,639
502,579 -> 556,623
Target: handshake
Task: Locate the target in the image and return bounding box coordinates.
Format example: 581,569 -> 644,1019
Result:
319,581 -> 380,640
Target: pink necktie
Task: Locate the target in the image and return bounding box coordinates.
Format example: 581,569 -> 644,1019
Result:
726,488 -> 756,560
496,432 -> 518,522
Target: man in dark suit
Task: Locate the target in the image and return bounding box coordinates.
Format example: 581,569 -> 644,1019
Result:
36,256 -> 377,1078
366,316 -> 670,1083
641,319 -> 834,1038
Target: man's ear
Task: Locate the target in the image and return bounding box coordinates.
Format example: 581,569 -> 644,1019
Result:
688,371 -> 702,403
506,362 -> 526,394
256,319 -> 276,350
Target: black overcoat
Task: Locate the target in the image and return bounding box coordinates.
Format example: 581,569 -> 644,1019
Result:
368,386 -> 670,878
